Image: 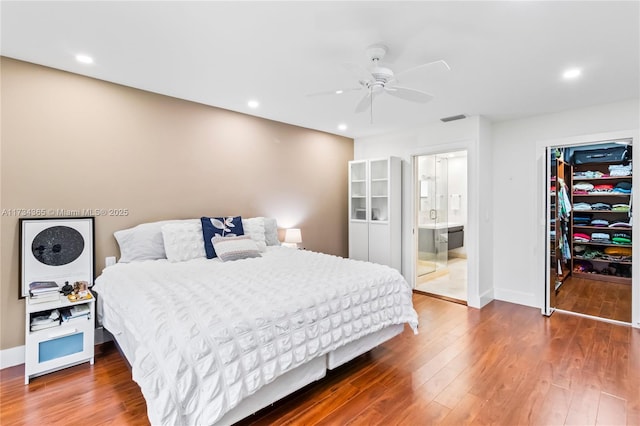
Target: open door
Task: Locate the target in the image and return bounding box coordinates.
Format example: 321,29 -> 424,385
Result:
544,146 -> 555,316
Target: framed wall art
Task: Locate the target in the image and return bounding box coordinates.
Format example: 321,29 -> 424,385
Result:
19,217 -> 95,298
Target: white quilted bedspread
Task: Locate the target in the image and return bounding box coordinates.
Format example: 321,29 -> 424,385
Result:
93,247 -> 418,425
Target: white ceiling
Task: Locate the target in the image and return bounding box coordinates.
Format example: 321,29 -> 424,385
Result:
2,1 -> 638,139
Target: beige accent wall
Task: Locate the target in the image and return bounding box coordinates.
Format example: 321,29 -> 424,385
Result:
0,57 -> 353,351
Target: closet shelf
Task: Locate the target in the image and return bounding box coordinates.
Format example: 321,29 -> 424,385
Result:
572,176 -> 632,181
572,241 -> 632,248
574,256 -> 632,265
572,210 -> 632,214
570,154 -> 633,291
572,193 -> 631,197
573,225 -> 632,231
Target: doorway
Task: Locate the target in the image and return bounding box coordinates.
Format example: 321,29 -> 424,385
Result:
414,150 -> 468,304
545,139 -> 633,323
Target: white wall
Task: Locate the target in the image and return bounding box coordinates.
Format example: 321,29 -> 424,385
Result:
355,116 -> 494,308
491,99 -> 640,308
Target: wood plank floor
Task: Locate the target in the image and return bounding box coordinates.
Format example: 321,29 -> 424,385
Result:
1,294 -> 638,425
556,276 -> 632,323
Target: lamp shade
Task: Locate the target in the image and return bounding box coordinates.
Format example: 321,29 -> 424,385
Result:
284,228 -> 302,244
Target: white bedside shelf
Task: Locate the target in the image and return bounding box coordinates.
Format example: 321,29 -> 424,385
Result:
24,294 -> 95,384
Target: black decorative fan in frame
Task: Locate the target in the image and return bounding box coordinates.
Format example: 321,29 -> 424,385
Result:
19,217 -> 95,298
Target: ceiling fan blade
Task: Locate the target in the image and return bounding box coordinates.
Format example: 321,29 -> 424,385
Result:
385,86 -> 434,103
393,59 -> 451,81
354,91 -> 372,113
306,87 -> 363,97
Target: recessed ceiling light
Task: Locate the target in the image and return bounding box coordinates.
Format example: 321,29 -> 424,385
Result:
247,100 -> 259,109
335,90 -> 344,95
563,68 -> 581,79
338,123 -> 347,131
75,54 -> 93,64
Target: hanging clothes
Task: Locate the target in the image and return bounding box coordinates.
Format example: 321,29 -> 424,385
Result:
557,178 -> 572,261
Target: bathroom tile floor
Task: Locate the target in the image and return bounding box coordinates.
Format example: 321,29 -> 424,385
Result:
415,257 -> 467,302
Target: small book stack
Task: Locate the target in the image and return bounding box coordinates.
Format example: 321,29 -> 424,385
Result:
60,304 -> 91,323
28,281 -> 60,304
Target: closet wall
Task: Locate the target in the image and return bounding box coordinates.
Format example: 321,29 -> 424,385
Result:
492,99 -> 639,310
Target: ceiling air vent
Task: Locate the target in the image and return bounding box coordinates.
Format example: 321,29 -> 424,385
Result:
440,114 -> 467,123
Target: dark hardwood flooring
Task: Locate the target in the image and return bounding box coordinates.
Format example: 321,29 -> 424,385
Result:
1,294 -> 638,425
556,276 -> 632,323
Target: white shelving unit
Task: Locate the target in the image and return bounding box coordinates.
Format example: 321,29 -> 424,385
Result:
24,294 -> 95,384
348,157 -> 401,271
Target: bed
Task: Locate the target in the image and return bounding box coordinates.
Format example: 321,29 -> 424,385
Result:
93,217 -> 418,425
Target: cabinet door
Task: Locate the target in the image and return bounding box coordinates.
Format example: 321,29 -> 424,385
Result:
349,221 -> 369,261
369,159 -> 389,222
368,222 -> 390,266
349,160 -> 368,221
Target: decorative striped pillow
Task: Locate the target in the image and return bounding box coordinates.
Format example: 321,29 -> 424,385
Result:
211,235 -> 261,262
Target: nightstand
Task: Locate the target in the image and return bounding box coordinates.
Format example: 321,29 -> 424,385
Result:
24,294 -> 95,384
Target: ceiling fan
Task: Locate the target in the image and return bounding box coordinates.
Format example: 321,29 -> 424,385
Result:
309,44 -> 450,118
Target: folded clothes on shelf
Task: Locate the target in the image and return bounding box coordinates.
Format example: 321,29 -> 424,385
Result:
612,232 -> 631,245
573,232 -> 591,242
574,215 -> 592,225
609,164 -> 632,177
591,232 -> 611,243
573,202 -> 592,211
574,182 -> 594,192
591,203 -> 612,211
609,221 -> 632,228
612,181 -> 632,194
590,184 -> 613,193
574,170 -> 605,178
612,204 -> 630,212
590,219 -> 609,227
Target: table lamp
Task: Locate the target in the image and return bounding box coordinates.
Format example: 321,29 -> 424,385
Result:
283,228 -> 302,249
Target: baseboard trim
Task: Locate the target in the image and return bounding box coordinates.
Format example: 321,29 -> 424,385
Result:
466,287 -> 493,309
478,288 -> 494,308
493,288 -> 537,308
0,345 -> 25,369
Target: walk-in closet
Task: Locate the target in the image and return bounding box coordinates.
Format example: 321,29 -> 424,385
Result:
548,139 -> 633,322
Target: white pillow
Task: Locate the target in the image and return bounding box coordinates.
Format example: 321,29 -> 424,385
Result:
114,219 -> 198,263
264,217 -> 280,246
212,235 -> 261,262
242,217 -> 267,252
161,222 -> 206,262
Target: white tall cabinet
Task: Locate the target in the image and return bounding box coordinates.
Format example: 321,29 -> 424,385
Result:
349,157 -> 402,271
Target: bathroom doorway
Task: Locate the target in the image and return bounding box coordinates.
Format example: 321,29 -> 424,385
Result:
414,150 -> 468,304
